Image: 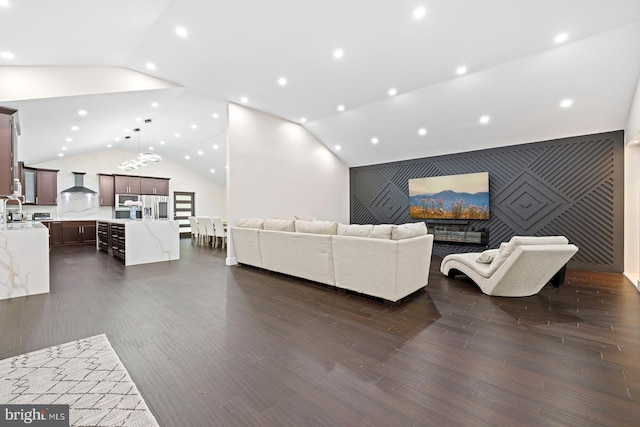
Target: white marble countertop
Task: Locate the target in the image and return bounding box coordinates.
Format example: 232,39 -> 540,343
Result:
0,222 -> 47,231
96,219 -> 175,225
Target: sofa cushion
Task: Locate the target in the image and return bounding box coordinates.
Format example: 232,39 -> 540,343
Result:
370,224 -> 395,240
263,218 -> 295,232
391,222 -> 428,240
236,218 -> 264,229
295,219 -> 338,235
337,223 -> 373,238
488,235 -> 569,274
476,248 -> 499,264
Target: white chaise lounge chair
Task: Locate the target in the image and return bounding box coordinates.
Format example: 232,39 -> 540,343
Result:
440,236 -> 578,297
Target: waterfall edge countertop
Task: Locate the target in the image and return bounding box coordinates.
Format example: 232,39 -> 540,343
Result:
0,221 -> 49,301
97,219 -> 180,266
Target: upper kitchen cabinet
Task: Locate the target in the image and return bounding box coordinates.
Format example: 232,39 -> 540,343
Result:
114,175 -> 141,194
98,174 -> 115,206
140,177 -> 170,196
0,107 -> 19,196
19,162 -> 59,205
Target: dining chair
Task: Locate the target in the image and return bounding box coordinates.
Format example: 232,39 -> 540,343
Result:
198,217 -> 215,247
212,217 -> 227,249
188,216 -> 200,245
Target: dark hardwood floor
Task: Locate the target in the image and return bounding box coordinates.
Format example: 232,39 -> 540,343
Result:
1,240 -> 639,426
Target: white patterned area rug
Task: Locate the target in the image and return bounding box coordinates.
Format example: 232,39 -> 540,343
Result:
0,334 -> 159,427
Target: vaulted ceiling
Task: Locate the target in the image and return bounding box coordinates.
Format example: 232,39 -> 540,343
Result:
2,0 -> 640,185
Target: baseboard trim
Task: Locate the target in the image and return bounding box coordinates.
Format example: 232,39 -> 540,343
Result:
226,257 -> 237,266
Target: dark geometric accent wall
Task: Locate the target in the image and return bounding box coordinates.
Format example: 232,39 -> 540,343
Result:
350,131 -> 624,272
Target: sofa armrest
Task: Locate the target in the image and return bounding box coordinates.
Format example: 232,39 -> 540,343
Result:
230,227 -> 263,268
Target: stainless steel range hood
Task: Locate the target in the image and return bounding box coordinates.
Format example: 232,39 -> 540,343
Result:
61,172 -> 97,194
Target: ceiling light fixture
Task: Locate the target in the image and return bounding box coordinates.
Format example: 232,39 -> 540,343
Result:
0,51 -> 14,60
456,66 -> 467,76
479,115 -> 491,124
117,119 -> 162,171
191,124 -> 198,129
418,128 -> 427,136
333,49 -> 344,59
145,62 -> 156,71
210,169 -> 215,174
71,126 -> 79,131
175,26 -> 188,38
58,153 -> 64,157
151,102 -> 159,108
555,32 -> 569,44
65,138 -> 72,142
78,109 -> 88,116
62,147 -> 68,151
388,88 -> 397,96
174,132 -> 180,137
335,145 -> 342,151
185,155 -> 190,160
337,105 -> 345,112
213,144 -> 219,150
107,144 -> 112,148
560,99 -> 573,108
413,7 -> 427,19
0,1 -> 10,7
240,96 -> 249,103
300,117 -> 307,123
197,150 -> 203,155
212,113 -> 219,119
371,137 -> 379,144
278,77 -> 287,86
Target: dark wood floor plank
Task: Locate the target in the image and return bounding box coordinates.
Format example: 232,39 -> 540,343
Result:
1,241 -> 639,426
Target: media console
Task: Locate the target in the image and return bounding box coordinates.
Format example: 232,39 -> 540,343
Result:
427,221 -> 488,246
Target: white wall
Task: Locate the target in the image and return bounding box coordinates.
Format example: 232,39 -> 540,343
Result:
24,149 -> 226,220
226,103 -> 350,264
624,73 -> 640,292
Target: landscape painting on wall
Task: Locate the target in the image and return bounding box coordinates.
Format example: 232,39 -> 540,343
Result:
409,172 -> 490,220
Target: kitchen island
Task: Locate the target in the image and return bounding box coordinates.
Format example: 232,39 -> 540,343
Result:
97,219 -> 180,266
0,221 -> 49,300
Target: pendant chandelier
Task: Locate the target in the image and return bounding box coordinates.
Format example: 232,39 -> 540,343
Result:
118,118 -> 162,171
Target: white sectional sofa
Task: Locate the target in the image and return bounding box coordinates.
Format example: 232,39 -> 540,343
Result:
230,219 -> 434,302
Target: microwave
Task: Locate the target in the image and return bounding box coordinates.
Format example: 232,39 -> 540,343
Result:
115,194 -> 141,210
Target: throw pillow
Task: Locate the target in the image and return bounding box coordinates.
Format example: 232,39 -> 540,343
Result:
476,249 -> 499,264
295,219 -> 338,235
391,222 -> 428,240
263,218 -> 295,232
370,224 -> 395,240
337,223 -> 373,238
236,218 -> 264,229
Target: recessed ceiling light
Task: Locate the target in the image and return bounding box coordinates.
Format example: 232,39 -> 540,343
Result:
114,137 -> 120,142
174,133 -> 180,138
78,109 -> 88,116
58,153 -> 64,157
149,146 -> 154,151
300,117 -> 307,123
240,96 -> 249,103
210,169 -> 215,173
124,128 -> 130,133
71,126 -> 79,131
65,138 -> 72,142
197,150 -> 203,155
456,66 -> 467,76
479,115 -> 491,124
560,99 -> 573,108
278,77 -> 287,86
0,51 -> 14,60
333,49 -> 344,59
0,1 -> 10,8
151,102 -> 159,108
337,105 -> 345,112
107,144 -> 112,148
185,155 -> 190,160
213,144 -> 219,150
388,88 -> 397,97
160,140 -> 166,145
335,145 -> 342,151
145,62 -> 156,71
418,128 -> 428,136
62,146 -> 68,151
135,117 -> 142,122
413,6 -> 427,19
191,124 -> 198,129
175,26 -> 188,38
212,113 -> 219,119
555,32 -> 569,44
371,137 -> 379,144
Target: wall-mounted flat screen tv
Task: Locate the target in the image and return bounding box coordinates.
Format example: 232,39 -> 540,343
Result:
409,172 -> 490,220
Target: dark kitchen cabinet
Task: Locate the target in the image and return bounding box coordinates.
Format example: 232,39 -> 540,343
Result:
114,175 -> 141,194
98,174 -> 115,206
61,221 -> 96,245
140,177 -> 169,195
19,162 -> 58,205
43,221 -> 63,247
